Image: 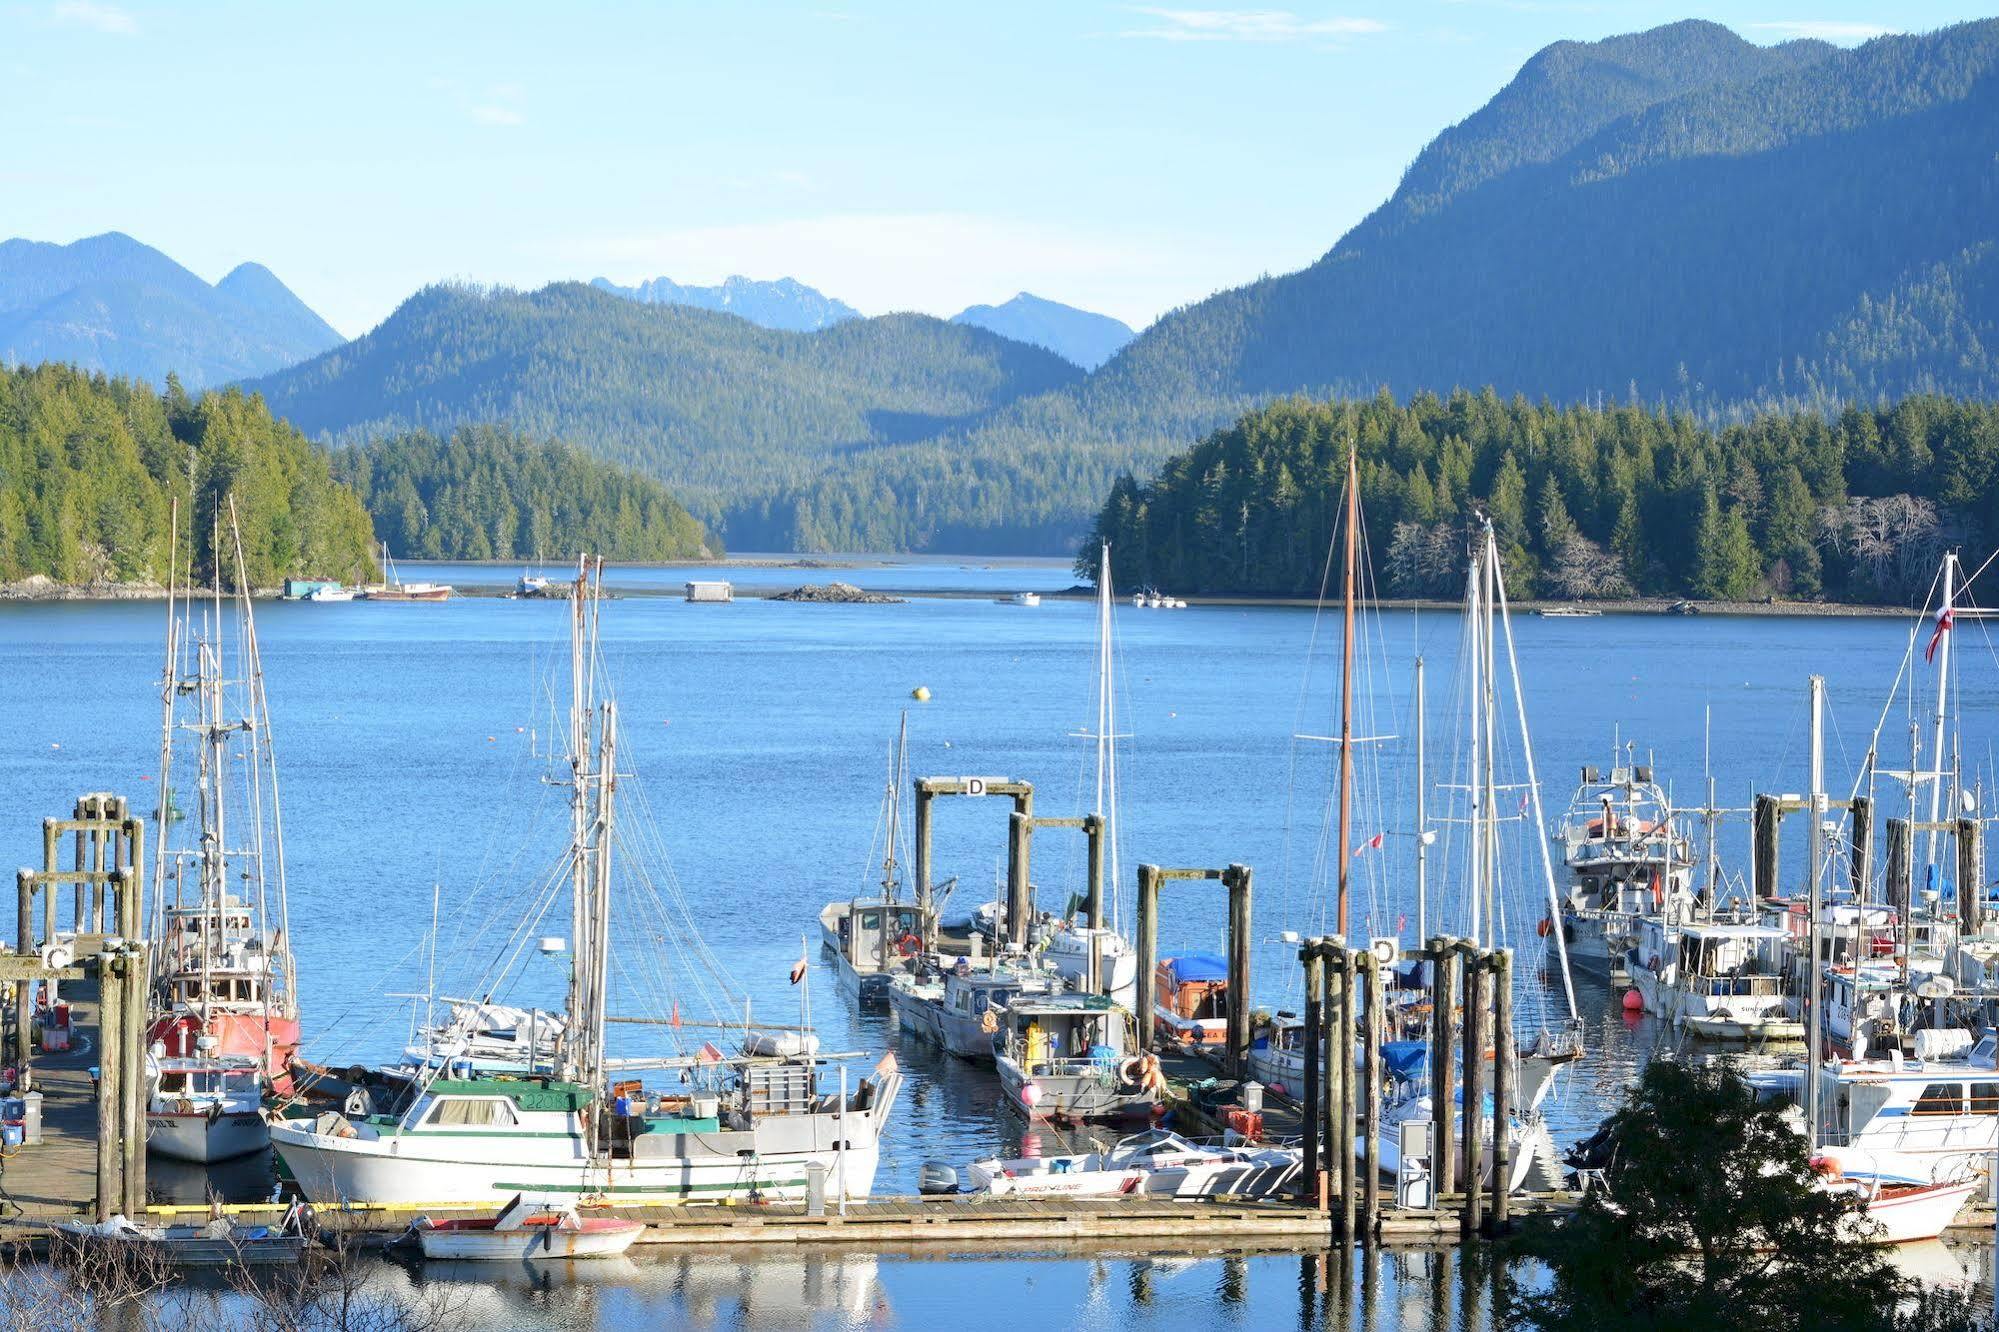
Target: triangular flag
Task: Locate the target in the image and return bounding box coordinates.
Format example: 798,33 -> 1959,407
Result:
1928,604 -> 1955,663
789,943 -> 808,985
697,1041 -> 723,1064
670,1000 -> 682,1030
874,1049 -> 899,1079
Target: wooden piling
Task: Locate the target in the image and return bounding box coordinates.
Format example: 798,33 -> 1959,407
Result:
1332,946 -> 1355,1243
1225,864 -> 1253,1080
120,944 -> 149,1217
1006,811 -> 1032,950
1958,817 -> 1983,932
1885,816 -> 1913,916
1361,949 -> 1383,1242
1083,813 -> 1105,929
1460,948 -> 1485,1240
14,868 -> 34,1083
1849,796 -> 1874,899
1428,937 -> 1455,1200
1490,947 -> 1513,1233
1753,794 -> 1781,902
95,950 -> 122,1222
1319,944 -> 1339,1215
1301,942 -> 1324,1197
913,783 -> 934,949
1135,865 -> 1160,1055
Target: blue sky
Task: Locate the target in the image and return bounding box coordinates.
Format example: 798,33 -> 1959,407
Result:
2,1 -> 1987,337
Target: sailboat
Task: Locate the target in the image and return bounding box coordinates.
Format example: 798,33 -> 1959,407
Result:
271,556 -> 902,1206
1042,542 -> 1139,1008
363,541 -> 453,601
1367,516 -> 1583,1193
147,500 -> 301,1120
820,714 -> 933,1004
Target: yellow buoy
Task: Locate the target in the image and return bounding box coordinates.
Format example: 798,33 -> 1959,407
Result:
911,686 -> 931,702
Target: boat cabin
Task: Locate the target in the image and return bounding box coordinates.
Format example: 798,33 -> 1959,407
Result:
821,900 -> 929,977
151,1058 -> 260,1103
1000,995 -> 1135,1073
1154,954 -> 1229,1047
1635,918 -> 1786,992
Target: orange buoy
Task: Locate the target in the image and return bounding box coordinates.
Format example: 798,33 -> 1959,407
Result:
1622,989 -> 1644,1013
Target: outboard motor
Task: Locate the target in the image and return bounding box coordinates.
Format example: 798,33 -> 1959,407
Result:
917,1161 -> 959,1196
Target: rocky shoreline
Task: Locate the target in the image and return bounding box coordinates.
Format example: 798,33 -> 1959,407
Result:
769,581 -> 905,604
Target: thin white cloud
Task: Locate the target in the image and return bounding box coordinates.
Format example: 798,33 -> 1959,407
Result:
1746,20 -> 1895,43
1121,8 -> 1386,42
49,1 -> 137,36
470,104 -> 525,127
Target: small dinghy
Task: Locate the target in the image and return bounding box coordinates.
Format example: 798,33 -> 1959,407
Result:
1812,1147 -> 1982,1245
54,1203 -> 313,1267
407,1193 -> 645,1261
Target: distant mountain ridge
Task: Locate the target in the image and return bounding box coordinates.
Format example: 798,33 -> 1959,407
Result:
589,274 -> 861,332
0,232 -> 341,388
950,293 -> 1134,370
240,281 -> 1084,548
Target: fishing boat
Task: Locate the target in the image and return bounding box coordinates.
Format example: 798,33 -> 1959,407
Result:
403,1000 -> 565,1075
820,715 -> 932,1005
996,592 -> 1041,607
514,573 -> 551,598
993,993 -> 1162,1124
406,1193 -> 645,1260
1552,756 -> 1697,979
1811,1147 -> 1981,1244
885,970 -> 946,1041
1626,917 -> 1801,1041
305,583 -> 355,602
145,1052 -> 268,1163
147,502 -> 302,1094
1153,954 -> 1230,1050
931,960 -> 1065,1063
968,1129 -> 1299,1199
365,542 -> 454,601
1041,542 -> 1139,1008
271,557 -> 902,1207
55,1204 -> 313,1267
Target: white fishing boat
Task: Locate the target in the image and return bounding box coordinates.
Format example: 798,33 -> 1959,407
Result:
1153,953 -> 1230,1050
145,1052 -> 268,1163
968,1129 -> 1299,1199
930,960 -> 1065,1063
402,1000 -> 565,1075
272,557 -> 902,1207
1552,755 -> 1697,979
408,1192 -> 644,1260
996,592 -> 1041,607
1811,1147 -> 1981,1244
305,583 -> 355,602
1626,918 -> 1801,1041
994,993 -> 1162,1124
819,715 -> 931,1005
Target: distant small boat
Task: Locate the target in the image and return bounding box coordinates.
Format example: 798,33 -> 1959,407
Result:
305,584 -> 355,603
513,574 -> 550,598
1131,587 -> 1185,609
997,592 -> 1041,607
1538,607 -> 1600,618
406,1193 -> 645,1261
364,542 -> 454,601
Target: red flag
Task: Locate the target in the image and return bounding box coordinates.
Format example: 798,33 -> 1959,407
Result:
789,949 -> 808,986
1351,831 -> 1384,858
670,1000 -> 682,1030
697,1041 -> 723,1064
1927,605 -> 1955,663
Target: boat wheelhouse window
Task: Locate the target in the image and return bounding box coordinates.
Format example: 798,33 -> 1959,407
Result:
424,1097 -> 519,1128
1912,1082 -> 1966,1116
1971,1083 -> 1999,1115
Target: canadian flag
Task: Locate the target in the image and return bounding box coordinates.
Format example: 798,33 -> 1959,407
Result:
1927,603 -> 1955,663
1352,831 -> 1384,858
789,943 -> 809,985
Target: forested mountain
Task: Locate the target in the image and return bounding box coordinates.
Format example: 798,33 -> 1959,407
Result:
0,233 -> 342,389
0,364 -> 376,587
590,274 -> 860,332
780,19 -> 1999,552
1080,389 -> 1999,605
331,426 -> 714,563
950,294 -> 1135,370
238,281 -> 1084,546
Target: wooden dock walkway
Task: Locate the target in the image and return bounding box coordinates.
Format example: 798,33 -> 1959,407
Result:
0,975 -> 104,1220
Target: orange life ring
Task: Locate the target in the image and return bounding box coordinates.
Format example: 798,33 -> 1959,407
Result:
1536,916 -> 1553,938
896,933 -> 921,958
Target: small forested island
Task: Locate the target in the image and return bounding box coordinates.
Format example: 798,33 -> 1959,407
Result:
1080,390 -> 1999,607
330,425 -> 716,563
0,364 -> 376,589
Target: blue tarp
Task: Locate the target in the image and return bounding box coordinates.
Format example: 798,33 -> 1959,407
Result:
1382,1041 -> 1428,1080
1163,953 -> 1229,983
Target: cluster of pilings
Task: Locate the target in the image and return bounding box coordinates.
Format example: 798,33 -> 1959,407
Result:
7,792 -> 149,1219
1294,934 -> 1516,1241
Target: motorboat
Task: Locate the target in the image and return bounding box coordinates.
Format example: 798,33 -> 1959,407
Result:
1626,917 -> 1801,1041
996,592 -> 1041,607
305,584 -> 355,602
968,1129 -> 1299,1199
993,994 -> 1163,1124
1812,1147 -> 1981,1244
55,1205 -> 313,1267
407,1193 -> 644,1260
1553,757 -> 1696,980
146,1052 -> 268,1163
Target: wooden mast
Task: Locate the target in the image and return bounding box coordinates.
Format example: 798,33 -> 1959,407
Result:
1336,439 -> 1360,937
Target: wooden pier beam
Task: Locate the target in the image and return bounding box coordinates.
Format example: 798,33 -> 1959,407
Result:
1135,865 -> 1161,1055
1361,948 -> 1383,1243
1848,796 -> 1874,899
1753,794 -> 1781,902
1489,947 -> 1514,1234
95,948 -> 123,1222
1428,937 -> 1456,1201
1885,817 -> 1913,916
1958,817 -> 1983,933
14,868 -> 34,1085
1224,864 -> 1253,1080
1083,813 -> 1105,930
1301,940 -> 1324,1200
119,944 -> 149,1217
1459,945 -> 1485,1240
1007,811 -> 1033,950
1319,942 -> 1339,1217
913,781 -> 934,948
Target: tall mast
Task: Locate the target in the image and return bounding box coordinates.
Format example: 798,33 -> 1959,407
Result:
1096,541 -> 1121,932
564,556 -> 591,1077
151,499 -> 181,936
1925,552 -> 1956,883
1414,654 -> 1428,943
882,712 -> 907,901
1334,441 -> 1360,937
1480,524 -> 1500,949
587,698 -> 618,1091
1466,541 -> 1485,945
1805,673 -> 1827,1150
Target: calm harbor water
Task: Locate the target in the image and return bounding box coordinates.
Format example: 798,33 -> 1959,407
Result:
4,555 -> 1998,1326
